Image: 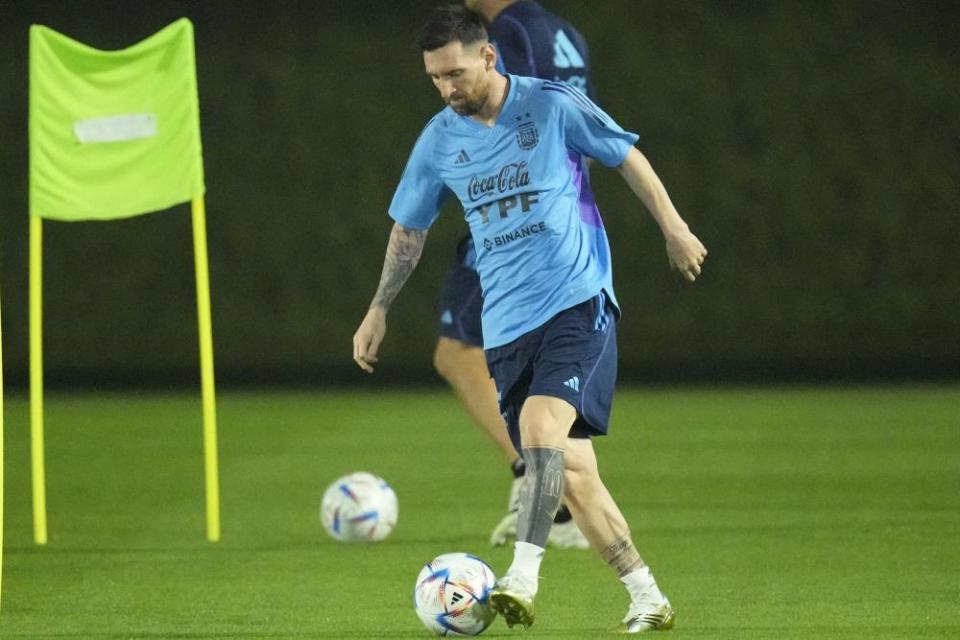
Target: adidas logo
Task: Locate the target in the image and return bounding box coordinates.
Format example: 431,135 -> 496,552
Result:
454,149 -> 471,164
451,591 -> 464,605
440,309 -> 453,325
563,376 -> 580,392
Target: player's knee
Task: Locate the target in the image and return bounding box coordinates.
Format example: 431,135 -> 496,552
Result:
519,397 -> 577,447
519,416 -> 566,447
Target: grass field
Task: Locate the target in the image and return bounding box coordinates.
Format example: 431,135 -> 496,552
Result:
0,385 -> 957,638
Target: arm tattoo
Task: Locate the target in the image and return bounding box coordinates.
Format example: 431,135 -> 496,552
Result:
370,223 -> 428,310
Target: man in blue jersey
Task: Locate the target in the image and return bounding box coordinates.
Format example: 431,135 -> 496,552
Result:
434,0 -> 597,550
353,6 -> 706,633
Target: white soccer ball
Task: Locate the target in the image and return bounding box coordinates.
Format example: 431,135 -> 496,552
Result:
414,552 -> 497,636
320,472 -> 398,543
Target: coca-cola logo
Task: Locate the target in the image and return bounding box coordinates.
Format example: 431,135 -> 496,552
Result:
467,162 -> 530,202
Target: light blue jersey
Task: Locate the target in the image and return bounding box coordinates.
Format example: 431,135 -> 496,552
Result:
389,74 -> 638,349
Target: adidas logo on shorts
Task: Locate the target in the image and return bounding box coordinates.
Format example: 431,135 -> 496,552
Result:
563,376 -> 580,392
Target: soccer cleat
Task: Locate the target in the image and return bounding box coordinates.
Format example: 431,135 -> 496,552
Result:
617,596 -> 675,634
547,519 -> 590,549
489,574 -> 537,629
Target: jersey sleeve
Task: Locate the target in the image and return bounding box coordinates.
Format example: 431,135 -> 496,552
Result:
489,16 -> 536,76
546,83 -> 639,167
388,121 -> 447,230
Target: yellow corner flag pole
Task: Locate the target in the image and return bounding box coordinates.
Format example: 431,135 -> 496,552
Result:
191,196 -> 220,542
29,214 -> 48,545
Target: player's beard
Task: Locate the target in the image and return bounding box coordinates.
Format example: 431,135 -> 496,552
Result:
448,83 -> 489,116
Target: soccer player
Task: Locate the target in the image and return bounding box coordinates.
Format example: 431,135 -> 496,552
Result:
352,6 -> 706,633
435,0 -> 598,548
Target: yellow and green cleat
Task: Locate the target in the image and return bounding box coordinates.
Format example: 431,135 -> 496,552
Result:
617,599 -> 675,634
489,575 -> 537,629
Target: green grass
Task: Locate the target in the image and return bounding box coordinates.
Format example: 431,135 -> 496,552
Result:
0,386 -> 958,638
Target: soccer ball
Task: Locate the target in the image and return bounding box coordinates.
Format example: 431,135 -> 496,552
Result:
320,472 -> 398,543
414,552 -> 497,636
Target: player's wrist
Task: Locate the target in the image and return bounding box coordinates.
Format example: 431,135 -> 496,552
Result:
660,219 -> 690,239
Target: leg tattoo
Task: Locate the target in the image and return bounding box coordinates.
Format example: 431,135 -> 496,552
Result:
517,446 -> 565,548
601,535 -> 644,577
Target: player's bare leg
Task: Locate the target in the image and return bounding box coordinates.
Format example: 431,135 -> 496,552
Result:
563,438 -> 674,633
435,338 -> 589,549
490,395 -> 574,628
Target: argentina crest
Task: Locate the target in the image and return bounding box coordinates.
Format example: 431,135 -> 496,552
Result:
516,121 -> 540,150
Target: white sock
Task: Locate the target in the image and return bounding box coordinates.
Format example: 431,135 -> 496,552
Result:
620,566 -> 665,603
506,541 -> 545,584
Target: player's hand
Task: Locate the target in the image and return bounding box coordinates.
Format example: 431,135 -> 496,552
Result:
353,307 -> 387,373
665,227 -> 708,283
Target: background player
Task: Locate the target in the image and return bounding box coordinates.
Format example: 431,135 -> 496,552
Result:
434,0 -> 596,549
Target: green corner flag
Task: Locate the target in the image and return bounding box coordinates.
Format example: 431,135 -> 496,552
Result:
29,18 -> 205,220
27,18 -> 220,544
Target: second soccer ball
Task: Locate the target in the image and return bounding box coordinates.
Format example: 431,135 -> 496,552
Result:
320,471 -> 398,543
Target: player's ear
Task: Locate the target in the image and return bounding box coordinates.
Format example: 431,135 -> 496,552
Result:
481,42 -> 496,70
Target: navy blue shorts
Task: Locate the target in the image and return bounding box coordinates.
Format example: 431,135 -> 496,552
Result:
437,236 -> 484,348
484,293 -> 618,454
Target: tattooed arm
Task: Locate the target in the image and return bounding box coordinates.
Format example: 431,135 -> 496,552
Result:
370,223 -> 429,310
353,223 -> 429,373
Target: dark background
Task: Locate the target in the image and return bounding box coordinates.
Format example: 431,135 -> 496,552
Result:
1,0 -> 958,387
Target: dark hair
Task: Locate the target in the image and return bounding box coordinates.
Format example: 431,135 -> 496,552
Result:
416,5 -> 488,52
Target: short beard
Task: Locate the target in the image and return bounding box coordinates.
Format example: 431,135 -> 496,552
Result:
449,88 -> 489,116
